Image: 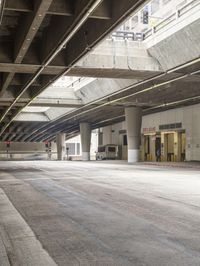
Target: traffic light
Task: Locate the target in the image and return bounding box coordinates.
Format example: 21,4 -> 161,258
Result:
143,10 -> 149,24
5,141 -> 11,148
44,141 -> 49,148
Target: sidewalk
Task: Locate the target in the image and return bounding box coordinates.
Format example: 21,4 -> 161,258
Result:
141,161 -> 200,169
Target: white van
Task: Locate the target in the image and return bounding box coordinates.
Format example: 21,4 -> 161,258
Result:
96,144 -> 119,160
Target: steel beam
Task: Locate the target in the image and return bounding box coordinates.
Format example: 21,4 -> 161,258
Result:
0,0 -> 54,96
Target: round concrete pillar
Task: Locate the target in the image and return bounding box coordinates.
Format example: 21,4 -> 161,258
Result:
56,133 -> 66,161
125,107 -> 142,163
102,125 -> 112,145
80,122 -> 91,161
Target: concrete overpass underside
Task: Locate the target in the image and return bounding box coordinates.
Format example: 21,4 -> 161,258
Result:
0,0 -> 200,144
3,58 -> 200,143
0,0 -> 148,141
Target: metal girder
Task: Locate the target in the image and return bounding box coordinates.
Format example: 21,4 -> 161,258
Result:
19,123 -> 44,142
5,0 -> 111,18
40,0 -> 105,63
0,63 -> 65,75
14,1 -> 54,61
0,0 -> 54,96
4,0 -> 32,12
2,133 -> 10,142
31,99 -> 84,108
0,100 -> 83,108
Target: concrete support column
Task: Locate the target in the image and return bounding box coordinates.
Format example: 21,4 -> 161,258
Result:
141,134 -> 145,161
98,129 -> 103,146
125,107 -> 142,163
102,125 -> 112,145
56,133 -> 66,161
161,133 -> 168,161
151,135 -> 156,161
80,122 -> 91,161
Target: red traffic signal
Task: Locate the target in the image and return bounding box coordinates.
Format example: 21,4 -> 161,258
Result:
44,141 -> 49,148
5,141 -> 11,148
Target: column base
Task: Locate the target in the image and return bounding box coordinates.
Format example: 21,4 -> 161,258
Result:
82,152 -> 90,161
128,149 -> 140,163
57,156 -> 64,161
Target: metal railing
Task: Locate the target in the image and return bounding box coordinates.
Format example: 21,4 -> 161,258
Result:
109,30 -> 144,41
110,0 -> 200,42
144,0 -> 200,40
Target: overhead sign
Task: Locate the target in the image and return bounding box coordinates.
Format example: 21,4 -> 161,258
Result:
143,127 -> 156,134
159,123 -> 182,131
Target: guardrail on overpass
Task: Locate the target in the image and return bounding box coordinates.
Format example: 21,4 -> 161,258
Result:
109,0 -> 200,41
144,0 -> 200,39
